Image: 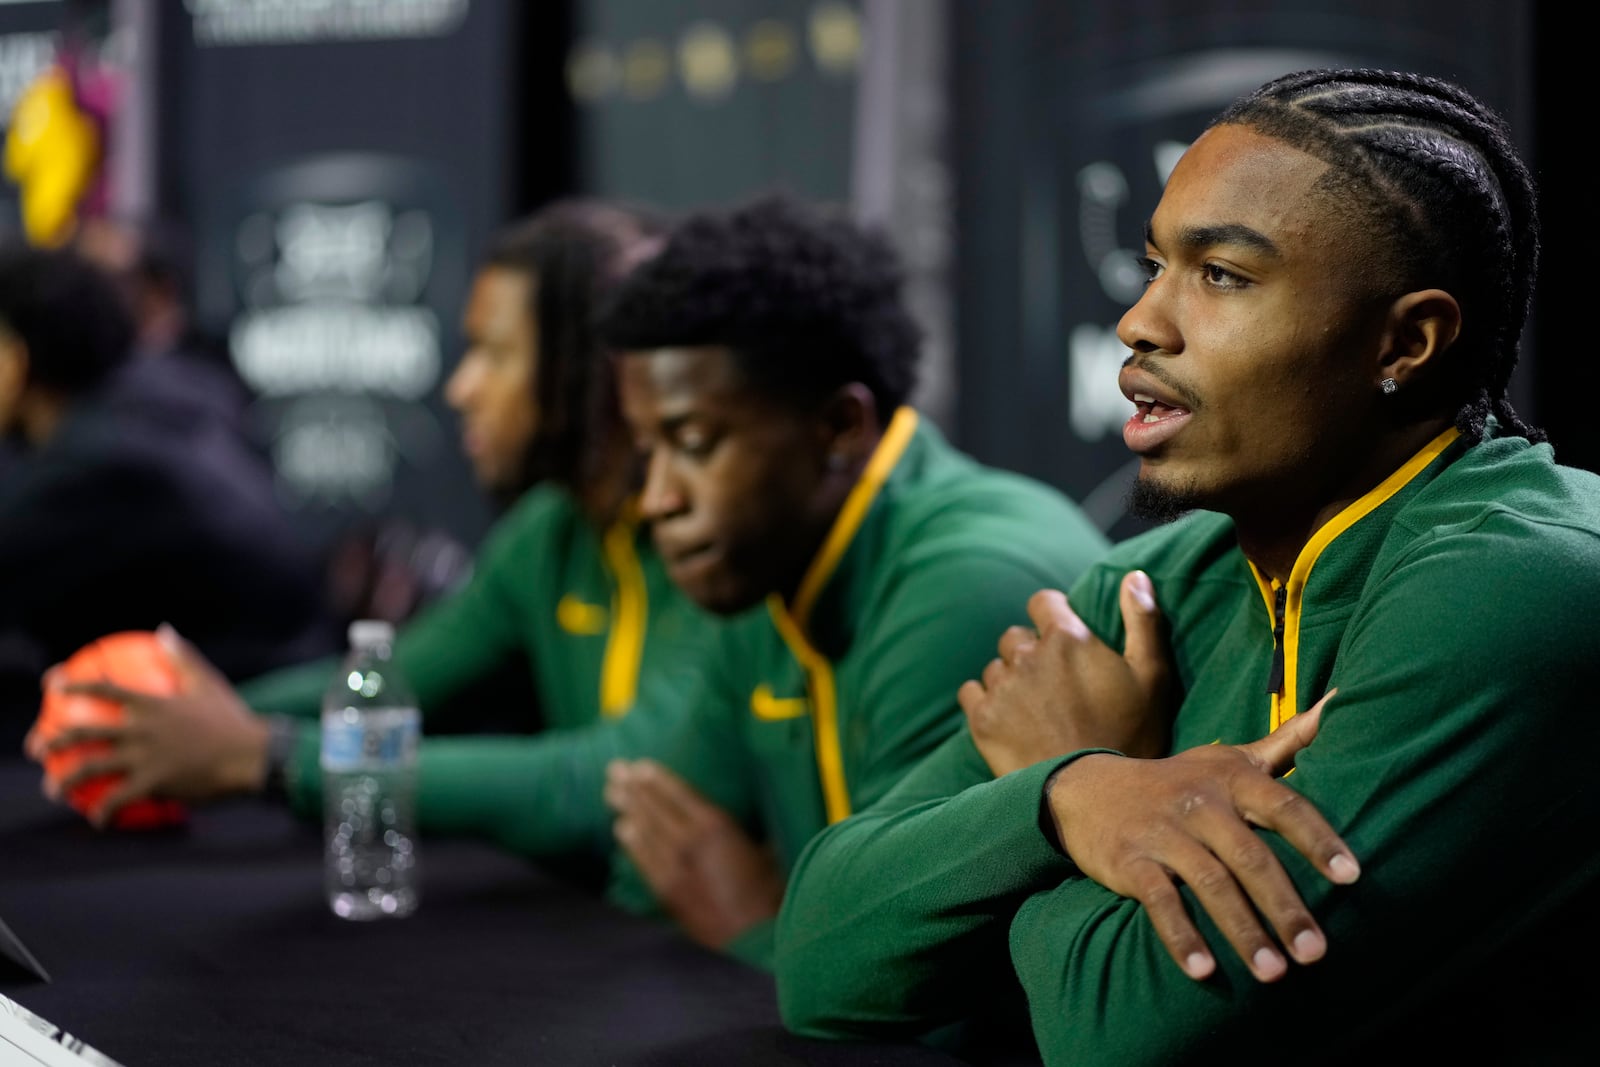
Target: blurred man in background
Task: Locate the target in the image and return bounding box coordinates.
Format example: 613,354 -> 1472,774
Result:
74,215 -> 231,369
0,238 -> 334,749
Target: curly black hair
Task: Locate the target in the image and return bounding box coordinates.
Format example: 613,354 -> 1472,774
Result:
0,239 -> 135,396
1213,68 -> 1542,443
595,193 -> 921,418
477,198 -> 666,504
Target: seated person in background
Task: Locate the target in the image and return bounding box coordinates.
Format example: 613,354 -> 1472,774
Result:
0,239 -> 333,750
70,213 -> 461,632
70,214 -> 265,458
773,68 -> 1600,1064
593,194 -> 1111,967
73,214 -> 237,371
29,200 -> 725,882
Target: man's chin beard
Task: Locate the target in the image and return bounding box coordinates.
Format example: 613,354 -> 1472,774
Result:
1127,475 -> 1204,525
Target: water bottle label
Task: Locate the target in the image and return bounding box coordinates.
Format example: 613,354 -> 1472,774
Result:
321,711 -> 419,772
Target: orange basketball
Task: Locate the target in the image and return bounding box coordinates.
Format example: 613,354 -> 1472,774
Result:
34,630 -> 188,830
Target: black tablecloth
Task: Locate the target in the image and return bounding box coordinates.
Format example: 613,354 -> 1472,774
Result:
0,759 -> 976,1066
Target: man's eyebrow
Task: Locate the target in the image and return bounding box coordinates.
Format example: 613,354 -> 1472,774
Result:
1143,219 -> 1282,258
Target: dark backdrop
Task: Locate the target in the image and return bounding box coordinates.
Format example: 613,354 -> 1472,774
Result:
2,1 -> 1585,554
153,0 -> 570,555
948,0 -> 1547,542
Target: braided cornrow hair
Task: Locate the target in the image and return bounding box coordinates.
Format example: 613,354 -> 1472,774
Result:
1213,68 -> 1543,443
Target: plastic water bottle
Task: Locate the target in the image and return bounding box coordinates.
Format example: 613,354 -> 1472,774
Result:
321,619 -> 420,920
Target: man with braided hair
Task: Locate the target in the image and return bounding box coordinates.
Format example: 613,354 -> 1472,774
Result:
775,68 -> 1600,1063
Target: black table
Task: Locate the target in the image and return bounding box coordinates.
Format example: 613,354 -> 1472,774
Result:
0,759 -> 980,1066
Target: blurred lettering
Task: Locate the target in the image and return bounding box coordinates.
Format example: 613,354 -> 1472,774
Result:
1068,323 -> 1133,442
186,0 -> 469,47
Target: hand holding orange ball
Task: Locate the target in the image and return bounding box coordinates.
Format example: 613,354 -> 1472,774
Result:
31,630 -> 189,830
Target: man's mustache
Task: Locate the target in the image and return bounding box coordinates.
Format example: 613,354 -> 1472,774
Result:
1122,354 -> 1201,411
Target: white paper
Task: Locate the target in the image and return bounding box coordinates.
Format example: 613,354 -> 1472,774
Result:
0,994 -> 124,1067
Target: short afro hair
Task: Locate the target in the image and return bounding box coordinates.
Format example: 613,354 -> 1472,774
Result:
596,193 -> 921,418
0,239 -> 134,394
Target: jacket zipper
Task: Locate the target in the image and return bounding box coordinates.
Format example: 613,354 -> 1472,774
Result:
1265,581 -> 1287,695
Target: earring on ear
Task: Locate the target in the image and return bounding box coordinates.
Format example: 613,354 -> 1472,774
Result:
1381,378 -> 1398,395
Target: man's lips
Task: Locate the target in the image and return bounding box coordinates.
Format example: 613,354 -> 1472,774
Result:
1122,401 -> 1191,454
1129,391 -> 1190,423
656,539 -> 719,570
1119,370 -> 1194,455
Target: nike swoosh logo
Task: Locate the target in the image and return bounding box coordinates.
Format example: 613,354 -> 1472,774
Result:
750,684 -> 808,721
556,594 -> 608,635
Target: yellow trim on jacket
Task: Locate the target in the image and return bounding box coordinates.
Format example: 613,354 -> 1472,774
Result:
1250,426 -> 1461,730
767,406 -> 919,824
790,407 -> 920,630
598,509 -> 649,718
767,599 -> 848,821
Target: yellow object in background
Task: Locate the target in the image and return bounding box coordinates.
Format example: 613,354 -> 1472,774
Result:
4,65 -> 101,248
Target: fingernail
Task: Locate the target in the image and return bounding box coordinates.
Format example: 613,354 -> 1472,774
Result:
1253,947 -> 1286,980
1129,571 -> 1156,611
1291,928 -> 1325,963
1183,951 -> 1212,979
1328,853 -> 1361,883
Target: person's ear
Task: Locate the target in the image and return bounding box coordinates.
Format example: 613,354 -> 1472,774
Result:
814,383 -> 880,471
0,332 -> 30,418
1375,288 -> 1461,390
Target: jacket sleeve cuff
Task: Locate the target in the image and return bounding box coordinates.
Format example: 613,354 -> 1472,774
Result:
283,722 -> 325,819
725,918 -> 777,972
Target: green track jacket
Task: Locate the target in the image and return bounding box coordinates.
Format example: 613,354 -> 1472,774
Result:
605,408 -> 1111,968
240,483 -> 721,863
776,426 -> 1600,1064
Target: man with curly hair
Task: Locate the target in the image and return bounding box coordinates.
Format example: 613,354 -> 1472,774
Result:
595,193 -> 1111,967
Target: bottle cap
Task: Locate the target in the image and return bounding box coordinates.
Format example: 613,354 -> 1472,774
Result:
348,619 -> 396,651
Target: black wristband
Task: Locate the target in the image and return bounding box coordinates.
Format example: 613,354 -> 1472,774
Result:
261,715 -> 301,802
1038,750 -> 1124,862
1038,762 -> 1072,855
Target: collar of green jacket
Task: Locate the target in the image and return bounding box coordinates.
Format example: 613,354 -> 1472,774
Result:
1247,424 -> 1465,726
767,406 -> 929,656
